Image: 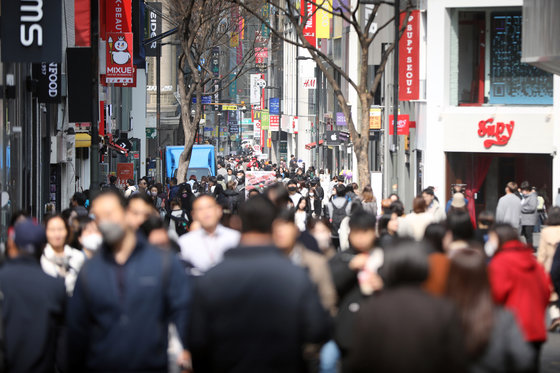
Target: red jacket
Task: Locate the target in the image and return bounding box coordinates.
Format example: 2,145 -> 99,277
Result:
489,240 -> 551,342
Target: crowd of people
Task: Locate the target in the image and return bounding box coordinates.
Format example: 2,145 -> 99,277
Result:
1,159 -> 559,373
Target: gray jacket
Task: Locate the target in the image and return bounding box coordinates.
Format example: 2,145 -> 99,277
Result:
520,192 -> 538,226
496,193 -> 521,229
470,308 -> 534,373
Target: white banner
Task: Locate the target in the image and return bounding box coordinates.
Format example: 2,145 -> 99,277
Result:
250,74 -> 261,105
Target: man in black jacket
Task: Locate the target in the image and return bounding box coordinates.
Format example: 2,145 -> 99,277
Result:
0,219 -> 66,373
189,195 -> 331,373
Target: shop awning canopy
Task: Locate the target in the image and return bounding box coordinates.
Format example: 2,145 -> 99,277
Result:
305,139 -> 324,150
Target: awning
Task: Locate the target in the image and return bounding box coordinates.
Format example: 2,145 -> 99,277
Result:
75,133 -> 92,148
305,139 -> 324,150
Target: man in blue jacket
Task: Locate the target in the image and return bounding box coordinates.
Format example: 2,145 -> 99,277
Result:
67,190 -> 192,372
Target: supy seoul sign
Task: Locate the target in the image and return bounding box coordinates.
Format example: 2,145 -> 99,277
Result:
477,118 -> 515,149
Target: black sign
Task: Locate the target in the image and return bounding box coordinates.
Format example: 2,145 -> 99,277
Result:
2,0 -> 62,63
326,131 -> 341,146
32,62 -> 61,103
145,2 -> 162,57
67,48 -> 93,123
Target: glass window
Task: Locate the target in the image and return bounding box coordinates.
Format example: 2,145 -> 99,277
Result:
455,9 -> 552,106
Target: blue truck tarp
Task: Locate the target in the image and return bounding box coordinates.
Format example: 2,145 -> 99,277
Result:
166,145 -> 216,179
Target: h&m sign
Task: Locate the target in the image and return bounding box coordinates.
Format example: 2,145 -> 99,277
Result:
2,0 -> 62,63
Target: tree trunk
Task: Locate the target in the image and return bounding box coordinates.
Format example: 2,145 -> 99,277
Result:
176,115 -> 197,183
354,137 -> 370,190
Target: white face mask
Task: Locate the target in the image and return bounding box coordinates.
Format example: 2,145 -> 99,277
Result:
309,192 -> 315,197
151,191 -> 158,197
211,185 -> 216,193
81,233 -> 103,252
484,240 -> 498,257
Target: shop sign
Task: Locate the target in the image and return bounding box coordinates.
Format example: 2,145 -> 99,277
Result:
145,2 -> 162,57
336,112 -> 347,126
369,107 -> 381,130
326,131 -> 341,146
116,163 -> 134,189
388,114 -> 409,135
301,0 -> 316,46
270,115 -> 280,132
106,0 -> 132,33
2,0 -> 62,63
399,10 -> 420,101
477,118 -> 515,149
106,32 -> 134,84
33,62 -> 61,103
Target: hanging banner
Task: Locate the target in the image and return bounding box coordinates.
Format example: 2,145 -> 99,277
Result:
106,32 -> 135,84
388,114 -> 410,135
116,163 -> 134,189
1,0 -> 62,63
399,10 -> 420,101
106,0 -> 132,34
211,47 -> 220,77
269,98 -> 280,115
261,110 -> 270,130
145,2 -> 162,57
255,47 -> 268,64
270,115 -> 280,132
301,0 -> 316,46
369,107 -> 382,130
33,63 -> 61,103
261,4 -> 270,38
250,74 -> 261,105
336,112 -> 347,126
316,0 -> 332,39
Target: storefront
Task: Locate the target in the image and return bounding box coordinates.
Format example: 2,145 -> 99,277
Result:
442,110 -> 554,214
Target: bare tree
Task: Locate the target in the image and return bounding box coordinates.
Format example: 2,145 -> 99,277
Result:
169,0 -> 262,182
232,0 -> 413,188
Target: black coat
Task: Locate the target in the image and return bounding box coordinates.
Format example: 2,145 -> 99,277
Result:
189,245 -> 331,373
0,257 -> 66,373
348,286 -> 467,373
328,249 -> 364,355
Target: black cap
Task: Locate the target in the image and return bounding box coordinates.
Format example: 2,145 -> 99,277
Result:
14,219 -> 46,254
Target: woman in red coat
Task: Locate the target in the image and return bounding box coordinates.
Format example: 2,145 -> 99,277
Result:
488,224 -> 551,373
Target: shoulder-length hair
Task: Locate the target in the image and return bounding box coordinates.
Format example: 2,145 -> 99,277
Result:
361,185 -> 376,203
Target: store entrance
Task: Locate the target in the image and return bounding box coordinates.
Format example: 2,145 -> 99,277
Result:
445,153 -> 552,217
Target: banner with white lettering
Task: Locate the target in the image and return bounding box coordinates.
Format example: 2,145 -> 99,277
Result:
33,62 -> 61,103
145,2 -> 162,57
1,0 -> 62,63
398,10 -> 420,101
106,32 -> 135,84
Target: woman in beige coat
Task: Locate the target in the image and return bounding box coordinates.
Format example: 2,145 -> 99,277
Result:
537,206 -> 560,329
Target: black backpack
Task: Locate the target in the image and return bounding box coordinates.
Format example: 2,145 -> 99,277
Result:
331,199 -> 349,237
169,211 -> 189,237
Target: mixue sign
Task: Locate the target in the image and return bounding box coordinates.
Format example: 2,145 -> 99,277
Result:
477,118 -> 515,149
399,10 -> 420,101
106,33 -> 134,84
2,0 -> 62,63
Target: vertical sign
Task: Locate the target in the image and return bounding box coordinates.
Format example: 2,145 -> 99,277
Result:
211,47 -> 220,77
301,0 -> 316,46
369,107 -> 381,130
269,98 -> 280,115
261,109 -> 270,130
33,63 -> 61,103
336,112 -> 347,126
399,10 -> 420,101
270,115 -> 280,132
250,74 -> 261,105
316,0 -> 332,39
116,163 -> 134,189
261,4 -> 270,38
106,33 -> 135,83
106,0 -> 133,33
145,2 -> 162,57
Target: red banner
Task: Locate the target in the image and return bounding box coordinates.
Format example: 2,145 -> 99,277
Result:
399,10 -> 420,101
301,0 -> 316,46
106,0 -> 132,34
106,32 -> 134,84
116,163 -> 134,189
74,0 -> 91,46
388,114 -> 410,135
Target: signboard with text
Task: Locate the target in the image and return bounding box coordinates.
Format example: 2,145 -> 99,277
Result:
388,114 -> 410,135
106,32 -> 135,84
399,10 -> 420,101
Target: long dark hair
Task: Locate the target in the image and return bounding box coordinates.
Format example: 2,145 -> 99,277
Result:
446,248 -> 494,358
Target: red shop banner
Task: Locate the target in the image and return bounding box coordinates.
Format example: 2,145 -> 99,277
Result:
106,0 -> 132,34
106,32 -> 134,84
388,114 -> 410,135
116,163 -> 134,189
399,10 -> 420,101
301,0 -> 316,46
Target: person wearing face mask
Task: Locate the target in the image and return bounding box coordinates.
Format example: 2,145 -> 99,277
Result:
41,214 -> 86,296
309,218 -> 337,259
287,179 -> 303,207
75,216 -> 103,258
148,184 -> 165,216
67,190 -> 192,372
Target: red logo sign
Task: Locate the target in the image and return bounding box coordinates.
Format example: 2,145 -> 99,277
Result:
388,115 -> 410,135
301,0 -> 316,46
106,32 -> 134,84
478,118 -> 515,148
399,10 -> 420,101
106,0 -> 132,34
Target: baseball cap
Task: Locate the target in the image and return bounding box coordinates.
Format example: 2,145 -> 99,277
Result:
14,219 -> 47,254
